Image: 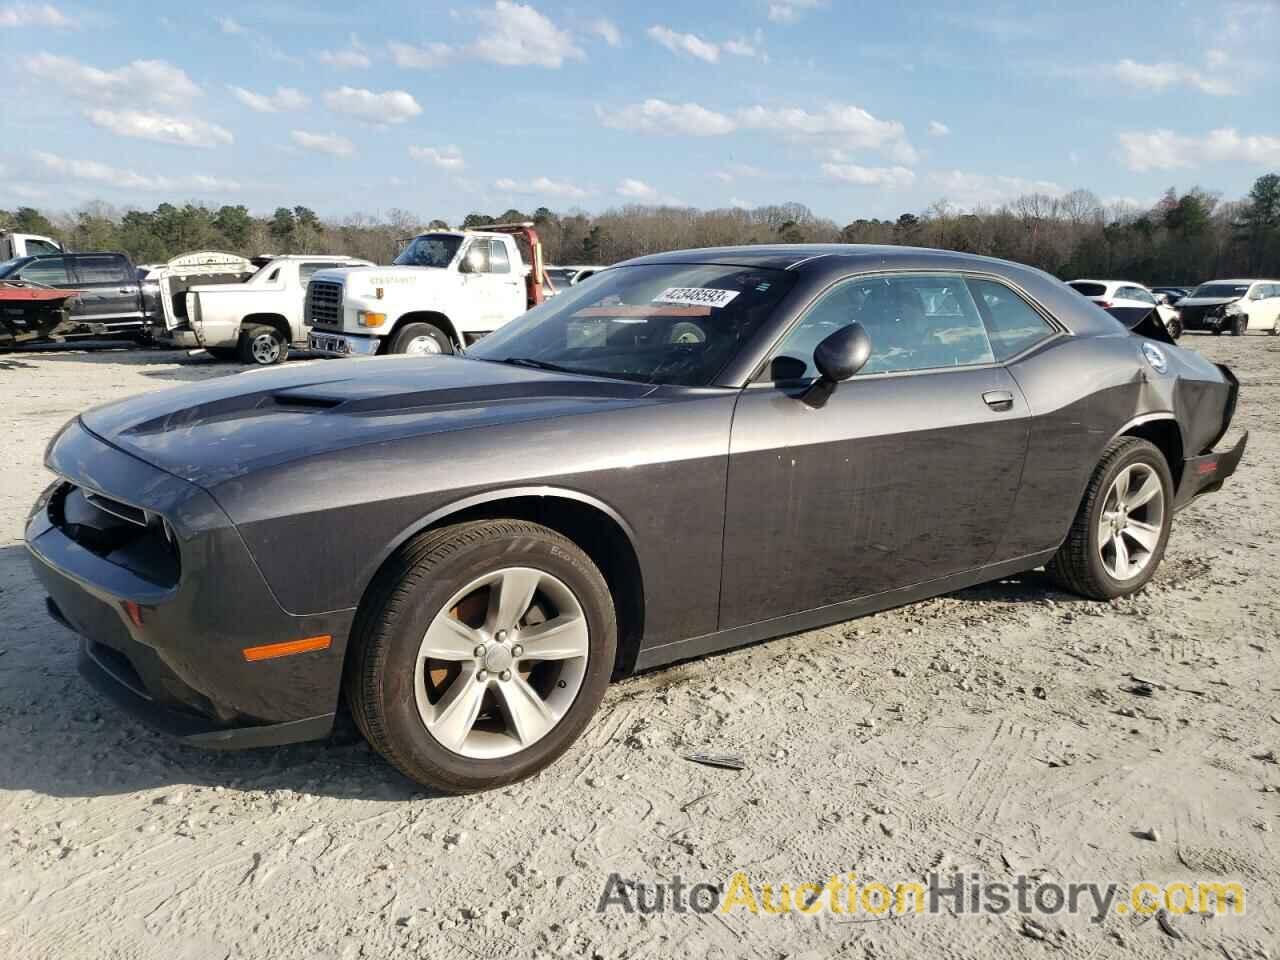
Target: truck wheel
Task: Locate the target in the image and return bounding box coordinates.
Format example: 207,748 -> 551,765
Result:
239,324 -> 288,365
345,520 -> 616,793
391,322 -> 453,356
1046,437 -> 1172,601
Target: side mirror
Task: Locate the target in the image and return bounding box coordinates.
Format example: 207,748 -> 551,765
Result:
802,322 -> 872,408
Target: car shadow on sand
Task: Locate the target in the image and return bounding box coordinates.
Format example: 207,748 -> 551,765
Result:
0,534 -> 1080,804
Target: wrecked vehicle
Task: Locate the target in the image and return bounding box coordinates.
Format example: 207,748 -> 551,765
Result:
0,281 -> 81,347
0,252 -> 155,340
143,252 -> 259,347
1177,279 -> 1280,336
306,223 -> 550,356
183,255 -> 373,365
27,244 -> 1245,794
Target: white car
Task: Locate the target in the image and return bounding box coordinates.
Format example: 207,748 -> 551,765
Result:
1176,279 -> 1280,336
186,255 -> 373,364
1067,279 -> 1183,338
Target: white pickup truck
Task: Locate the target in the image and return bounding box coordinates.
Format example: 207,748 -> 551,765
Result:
0,232 -> 62,260
183,254 -> 372,364
306,224 -> 549,356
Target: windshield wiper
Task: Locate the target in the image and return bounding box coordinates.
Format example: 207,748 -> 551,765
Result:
499,357 -> 580,374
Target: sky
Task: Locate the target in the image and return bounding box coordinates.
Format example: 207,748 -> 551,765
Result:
2,0 -> 1279,225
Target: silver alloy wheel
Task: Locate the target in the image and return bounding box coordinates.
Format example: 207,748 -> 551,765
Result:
414,566 -> 590,759
1097,463 -> 1165,581
250,331 -> 281,364
405,335 -> 443,355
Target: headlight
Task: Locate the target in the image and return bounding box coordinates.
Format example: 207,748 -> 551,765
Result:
1224,301 -> 1243,316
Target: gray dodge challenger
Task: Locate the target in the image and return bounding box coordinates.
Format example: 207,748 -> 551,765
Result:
27,245 -> 1246,792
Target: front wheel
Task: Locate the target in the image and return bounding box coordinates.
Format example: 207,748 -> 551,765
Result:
1230,315 -> 1247,336
1046,437 -> 1173,600
345,520 -> 616,793
239,324 -> 288,365
390,322 -> 453,355
1271,318 -> 1279,336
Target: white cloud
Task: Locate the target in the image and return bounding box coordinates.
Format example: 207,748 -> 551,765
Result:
23,53 -> 201,107
928,170 -> 1067,208
616,177 -> 658,200
322,86 -> 422,124
928,120 -> 950,137
86,109 -> 233,148
291,130 -> 357,157
590,18 -> 621,47
1110,58 -> 1236,96
388,40 -> 454,68
601,98 -> 914,160
1117,127 -> 1280,172
821,162 -> 915,189
647,25 -> 719,63
495,175 -> 589,199
1,3 -> 70,26
217,15 -> 243,34
469,1 -> 583,68
599,98 -> 736,136
768,0 -> 823,23
318,35 -> 370,69
34,151 -> 239,193
410,144 -> 465,170
228,85 -> 309,113
712,163 -> 766,182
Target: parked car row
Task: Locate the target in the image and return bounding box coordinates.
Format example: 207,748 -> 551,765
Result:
1068,276 -> 1280,338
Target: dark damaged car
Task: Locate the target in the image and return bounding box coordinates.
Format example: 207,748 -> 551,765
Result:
27,245 -> 1246,793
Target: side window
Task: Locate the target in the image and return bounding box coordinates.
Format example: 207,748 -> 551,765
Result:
26,239 -> 61,256
465,240 -> 492,273
18,258 -> 69,285
766,273 -> 995,380
966,278 -> 1057,361
1133,288 -> 1155,304
489,240 -> 511,274
73,255 -> 129,283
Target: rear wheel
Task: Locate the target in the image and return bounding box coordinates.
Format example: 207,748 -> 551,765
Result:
1166,316 -> 1183,339
345,520 -> 616,793
1046,437 -> 1173,600
390,322 -> 453,355
239,324 -> 288,365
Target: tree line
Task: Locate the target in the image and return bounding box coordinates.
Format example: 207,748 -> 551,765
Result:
3,173 -> 1278,284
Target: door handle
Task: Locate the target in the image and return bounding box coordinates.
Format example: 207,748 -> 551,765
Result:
983,390 -> 1015,411
119,288 -> 133,294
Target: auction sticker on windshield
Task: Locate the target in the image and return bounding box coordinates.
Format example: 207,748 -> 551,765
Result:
654,287 -> 741,308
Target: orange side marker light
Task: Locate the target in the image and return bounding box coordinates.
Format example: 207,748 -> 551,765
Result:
242,635 -> 332,662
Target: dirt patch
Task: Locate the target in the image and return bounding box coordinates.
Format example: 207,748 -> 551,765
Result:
1,338 -> 1276,959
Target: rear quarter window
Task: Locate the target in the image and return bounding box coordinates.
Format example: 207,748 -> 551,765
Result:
967,278 -> 1058,361
1068,282 -> 1107,297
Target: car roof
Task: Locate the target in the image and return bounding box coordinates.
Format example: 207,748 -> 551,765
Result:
618,243 -> 1041,273
1069,279 -> 1144,287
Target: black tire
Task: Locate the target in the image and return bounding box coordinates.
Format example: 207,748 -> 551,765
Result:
238,324 -> 288,365
390,321 -> 453,355
345,520 -> 616,793
205,346 -> 238,362
1212,326 -> 1223,336
1167,317 -> 1182,340
1230,315 -> 1247,336
1046,437 -> 1173,600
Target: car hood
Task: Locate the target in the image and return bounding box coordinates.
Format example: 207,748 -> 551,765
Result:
80,356 -> 657,487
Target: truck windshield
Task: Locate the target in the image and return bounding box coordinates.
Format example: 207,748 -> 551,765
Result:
467,263 -> 797,386
395,235 -> 462,268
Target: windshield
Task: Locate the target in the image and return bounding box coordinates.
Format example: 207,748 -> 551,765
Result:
1191,283 -> 1248,299
467,263 -> 797,386
395,234 -> 462,268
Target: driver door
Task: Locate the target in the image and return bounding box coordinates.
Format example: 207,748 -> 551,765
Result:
719,272 -> 1032,629
462,239 -> 526,332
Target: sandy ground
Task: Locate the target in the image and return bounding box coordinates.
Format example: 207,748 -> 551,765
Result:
0,337 -> 1276,960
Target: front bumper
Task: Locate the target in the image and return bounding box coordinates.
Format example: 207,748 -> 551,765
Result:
308,330 -> 380,357
26,418 -> 353,748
